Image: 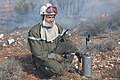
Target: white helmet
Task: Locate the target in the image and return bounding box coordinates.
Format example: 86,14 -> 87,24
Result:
40,3 -> 58,15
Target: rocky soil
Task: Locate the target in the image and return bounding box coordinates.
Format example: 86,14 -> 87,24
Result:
0,27 -> 120,80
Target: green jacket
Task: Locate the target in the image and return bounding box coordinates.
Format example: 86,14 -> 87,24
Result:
28,23 -> 71,61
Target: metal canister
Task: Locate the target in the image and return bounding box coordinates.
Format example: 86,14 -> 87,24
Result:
82,55 -> 92,77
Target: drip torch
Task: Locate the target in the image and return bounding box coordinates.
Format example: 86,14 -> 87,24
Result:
82,34 -> 92,77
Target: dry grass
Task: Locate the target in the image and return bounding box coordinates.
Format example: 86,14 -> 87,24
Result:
0,57 -> 28,80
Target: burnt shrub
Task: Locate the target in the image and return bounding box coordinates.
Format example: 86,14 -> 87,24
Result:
0,57 -> 27,80
98,38 -> 117,52
14,0 -> 35,15
76,38 -> 117,54
79,20 -> 108,36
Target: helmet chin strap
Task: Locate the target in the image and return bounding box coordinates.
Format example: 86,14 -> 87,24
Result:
41,15 -> 45,21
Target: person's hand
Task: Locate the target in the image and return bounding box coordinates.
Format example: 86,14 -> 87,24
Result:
48,53 -> 63,62
48,53 -> 56,59
55,54 -> 63,62
75,52 -> 83,63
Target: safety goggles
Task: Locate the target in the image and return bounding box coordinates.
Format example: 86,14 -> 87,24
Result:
46,6 -> 58,14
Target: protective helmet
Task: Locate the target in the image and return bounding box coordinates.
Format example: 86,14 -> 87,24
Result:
40,3 -> 58,15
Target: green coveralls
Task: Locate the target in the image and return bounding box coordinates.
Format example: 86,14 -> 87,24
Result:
28,23 -> 76,77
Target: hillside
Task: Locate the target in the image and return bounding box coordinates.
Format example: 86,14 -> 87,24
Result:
0,0 -> 120,80
0,26 -> 120,80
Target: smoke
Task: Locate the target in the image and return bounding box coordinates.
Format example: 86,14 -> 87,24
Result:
49,0 -> 85,29
80,0 -> 120,18
0,0 -> 120,30
50,0 -> 120,28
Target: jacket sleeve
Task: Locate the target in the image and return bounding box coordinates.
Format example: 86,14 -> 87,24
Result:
61,29 -> 72,42
57,23 -> 71,42
28,29 -> 48,61
61,29 -> 77,52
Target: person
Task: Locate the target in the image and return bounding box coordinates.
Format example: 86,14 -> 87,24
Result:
28,3 -> 79,78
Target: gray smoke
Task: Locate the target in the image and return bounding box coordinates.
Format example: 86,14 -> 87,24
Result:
0,0 -> 120,30
50,0 -> 120,28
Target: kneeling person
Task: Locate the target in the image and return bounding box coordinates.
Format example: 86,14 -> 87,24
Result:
28,3 -> 77,78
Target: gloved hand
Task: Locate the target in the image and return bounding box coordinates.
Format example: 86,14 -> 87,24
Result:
48,53 -> 63,62
75,52 -> 83,63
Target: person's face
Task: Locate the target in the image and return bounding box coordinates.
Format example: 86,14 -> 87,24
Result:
44,15 -> 55,25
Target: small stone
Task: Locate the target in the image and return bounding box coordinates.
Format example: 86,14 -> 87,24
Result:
3,43 -> 7,47
105,65 -> 109,68
81,76 -> 88,79
0,34 -> 4,39
4,56 -> 8,59
118,42 -> 120,44
110,64 -> 114,67
7,37 -> 15,45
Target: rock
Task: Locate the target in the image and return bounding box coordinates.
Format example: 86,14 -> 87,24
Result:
81,76 -> 89,79
3,43 -> 7,47
4,56 -> 8,59
0,40 -> 7,46
118,42 -> 120,44
0,34 -> 4,39
110,64 -> 114,67
7,37 -> 15,45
